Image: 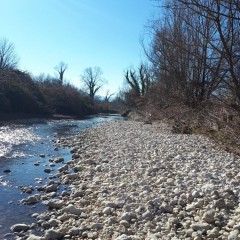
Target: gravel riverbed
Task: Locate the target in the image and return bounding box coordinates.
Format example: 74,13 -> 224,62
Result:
11,120 -> 240,240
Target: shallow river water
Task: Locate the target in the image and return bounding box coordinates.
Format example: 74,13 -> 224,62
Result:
0,115 -> 123,239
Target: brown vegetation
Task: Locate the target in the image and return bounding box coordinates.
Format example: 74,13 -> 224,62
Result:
121,0 -> 240,155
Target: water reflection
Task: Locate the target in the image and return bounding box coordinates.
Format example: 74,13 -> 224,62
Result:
0,125 -> 40,158
0,115 -> 123,238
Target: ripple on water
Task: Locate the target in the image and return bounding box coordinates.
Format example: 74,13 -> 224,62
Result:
0,125 -> 40,158
0,176 -> 10,187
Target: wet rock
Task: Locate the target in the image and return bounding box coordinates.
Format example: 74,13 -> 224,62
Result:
3,169 -> 11,173
45,184 -> 58,192
20,186 -> 34,194
58,164 -> 68,172
44,168 -> 51,173
21,195 -> 38,205
54,157 -> 64,163
37,186 -> 46,192
11,223 -> 30,232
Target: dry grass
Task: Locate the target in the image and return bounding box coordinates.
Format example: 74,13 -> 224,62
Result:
128,101 -> 240,156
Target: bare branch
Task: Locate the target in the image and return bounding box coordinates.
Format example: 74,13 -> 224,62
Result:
80,66 -> 105,100
0,38 -> 19,70
54,61 -> 68,85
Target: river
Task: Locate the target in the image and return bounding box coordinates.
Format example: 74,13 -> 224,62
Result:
0,115 -> 123,239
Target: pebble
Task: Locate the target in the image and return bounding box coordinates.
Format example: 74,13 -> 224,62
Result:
26,234 -> 43,240
44,229 -> 63,240
62,204 -> 82,215
115,234 -> 132,240
58,164 -> 68,172
228,230 -> 239,240
45,184 -> 58,193
202,210 -> 215,223
54,157 -> 64,163
191,222 -> 211,232
46,199 -> 64,209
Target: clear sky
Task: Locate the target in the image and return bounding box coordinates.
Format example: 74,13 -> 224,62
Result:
0,0 -> 159,96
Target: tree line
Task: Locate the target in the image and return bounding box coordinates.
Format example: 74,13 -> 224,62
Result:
0,38 -> 115,118
121,0 -> 240,119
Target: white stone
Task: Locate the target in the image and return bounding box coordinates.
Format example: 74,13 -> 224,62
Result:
103,207 -> 112,215
115,234 -> 132,240
44,229 -> 63,240
27,234 -> 43,240
45,184 -> 58,193
228,230 -> 239,240
62,204 -> 82,215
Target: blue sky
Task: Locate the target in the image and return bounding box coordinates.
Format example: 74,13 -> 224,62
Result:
0,0 -> 159,96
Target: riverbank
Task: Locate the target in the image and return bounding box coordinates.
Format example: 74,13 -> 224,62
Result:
10,120 -> 240,239
0,113 -> 121,126
0,113 -> 82,126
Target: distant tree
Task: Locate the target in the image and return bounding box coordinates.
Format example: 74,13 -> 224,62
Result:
54,61 -> 67,85
80,66 -> 105,100
0,38 -> 18,70
34,73 -> 57,84
105,90 -> 115,102
125,64 -> 151,97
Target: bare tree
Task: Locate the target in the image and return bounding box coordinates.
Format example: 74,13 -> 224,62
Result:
54,61 -> 67,85
125,64 -> 151,97
175,0 -> 240,107
0,38 -> 18,70
146,0 -> 228,107
105,90 -> 115,102
80,66 -> 105,100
